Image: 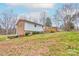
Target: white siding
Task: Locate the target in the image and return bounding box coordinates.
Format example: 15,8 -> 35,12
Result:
24,22 -> 43,32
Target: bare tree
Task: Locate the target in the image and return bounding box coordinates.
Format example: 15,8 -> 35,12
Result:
40,11 -> 47,25
0,9 -> 17,35
55,3 -> 79,31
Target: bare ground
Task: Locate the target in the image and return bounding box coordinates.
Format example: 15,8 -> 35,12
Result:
0,38 -> 57,56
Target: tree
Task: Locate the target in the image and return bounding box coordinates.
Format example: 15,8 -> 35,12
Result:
64,19 -> 74,31
0,9 -> 17,35
45,17 -> 52,27
40,11 -> 47,25
55,4 -> 79,31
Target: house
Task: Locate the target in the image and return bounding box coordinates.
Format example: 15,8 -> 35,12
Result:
16,16 -> 58,36
16,17 -> 44,36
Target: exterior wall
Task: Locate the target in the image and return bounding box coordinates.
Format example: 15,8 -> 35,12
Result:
16,20 -> 25,36
24,22 -> 43,32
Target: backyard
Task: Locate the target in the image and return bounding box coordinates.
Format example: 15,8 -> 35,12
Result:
0,32 -> 79,56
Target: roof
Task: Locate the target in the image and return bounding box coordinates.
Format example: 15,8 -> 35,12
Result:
16,18 -> 43,26
25,20 -> 43,26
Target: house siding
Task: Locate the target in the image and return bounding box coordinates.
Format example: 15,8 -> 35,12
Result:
24,22 -> 43,32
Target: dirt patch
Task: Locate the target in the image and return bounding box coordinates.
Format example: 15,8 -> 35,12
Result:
0,39 -> 57,56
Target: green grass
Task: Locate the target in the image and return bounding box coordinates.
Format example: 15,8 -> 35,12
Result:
0,32 -> 79,56
0,35 -> 7,41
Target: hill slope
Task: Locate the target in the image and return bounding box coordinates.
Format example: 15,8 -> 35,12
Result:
0,32 -> 79,56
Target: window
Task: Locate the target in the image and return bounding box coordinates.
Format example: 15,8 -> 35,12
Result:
42,26 -> 43,28
34,24 -> 36,27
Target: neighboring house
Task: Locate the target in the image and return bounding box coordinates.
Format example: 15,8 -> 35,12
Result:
16,18 -> 44,36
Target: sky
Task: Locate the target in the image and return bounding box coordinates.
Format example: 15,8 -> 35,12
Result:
0,3 -> 64,26
0,3 -> 63,16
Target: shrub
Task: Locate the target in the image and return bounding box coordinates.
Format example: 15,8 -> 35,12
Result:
25,31 -> 43,36
50,28 -> 57,33
44,28 -> 57,33
25,32 -> 29,36
8,35 -> 18,39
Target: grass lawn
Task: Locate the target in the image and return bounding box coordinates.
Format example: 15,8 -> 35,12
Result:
0,32 -> 79,56
0,35 -> 7,41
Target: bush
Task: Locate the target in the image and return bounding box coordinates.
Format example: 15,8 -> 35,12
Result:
25,31 -> 43,36
50,28 -> 57,33
8,35 -> 18,39
33,32 -> 41,34
44,28 -> 57,33
25,32 -> 30,36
